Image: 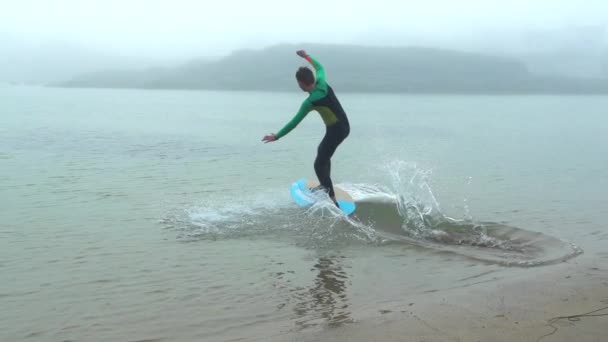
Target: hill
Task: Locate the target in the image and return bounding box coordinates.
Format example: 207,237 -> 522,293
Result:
56,44 -> 608,94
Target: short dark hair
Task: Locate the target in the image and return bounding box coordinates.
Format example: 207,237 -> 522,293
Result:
296,67 -> 315,86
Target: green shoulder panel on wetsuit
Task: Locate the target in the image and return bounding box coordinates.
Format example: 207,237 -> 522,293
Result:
276,99 -> 313,139
307,56 -> 338,125
275,55 -> 340,138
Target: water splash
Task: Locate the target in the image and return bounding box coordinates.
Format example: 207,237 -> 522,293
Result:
161,160 -> 582,266
161,189 -> 378,247
378,160 -> 491,245
383,160 -> 442,236
343,160 -> 583,266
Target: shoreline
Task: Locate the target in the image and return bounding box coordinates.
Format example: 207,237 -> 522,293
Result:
277,256 -> 608,342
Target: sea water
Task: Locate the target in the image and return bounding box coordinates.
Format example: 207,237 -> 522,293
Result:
1,86 -> 607,341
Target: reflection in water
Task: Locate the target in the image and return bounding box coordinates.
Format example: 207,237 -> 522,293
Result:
293,256 -> 353,329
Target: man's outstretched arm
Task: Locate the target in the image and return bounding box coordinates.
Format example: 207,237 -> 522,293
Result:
262,100 -> 313,143
276,100 -> 313,139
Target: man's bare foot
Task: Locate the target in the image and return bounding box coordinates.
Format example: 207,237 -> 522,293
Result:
330,196 -> 340,208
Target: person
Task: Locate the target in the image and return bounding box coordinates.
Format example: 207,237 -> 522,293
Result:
262,50 -> 350,207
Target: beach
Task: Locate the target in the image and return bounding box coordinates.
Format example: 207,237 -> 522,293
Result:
286,256 -> 608,342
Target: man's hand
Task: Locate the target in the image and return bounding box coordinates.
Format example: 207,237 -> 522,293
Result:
296,50 -> 308,58
262,133 -> 278,143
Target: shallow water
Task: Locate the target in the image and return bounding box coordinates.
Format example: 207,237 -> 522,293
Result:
1,86 -> 607,341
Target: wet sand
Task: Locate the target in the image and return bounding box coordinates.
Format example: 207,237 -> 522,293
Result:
277,256 -> 608,342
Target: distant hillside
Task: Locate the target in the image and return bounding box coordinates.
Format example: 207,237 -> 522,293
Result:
56,43 -> 608,94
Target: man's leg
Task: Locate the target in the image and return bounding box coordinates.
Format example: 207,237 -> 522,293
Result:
314,134 -> 334,197
314,127 -> 346,205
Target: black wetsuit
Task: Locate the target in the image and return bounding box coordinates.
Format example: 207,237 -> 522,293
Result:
275,55 -> 350,198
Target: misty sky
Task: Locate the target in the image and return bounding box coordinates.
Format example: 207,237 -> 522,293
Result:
2,0 -> 608,59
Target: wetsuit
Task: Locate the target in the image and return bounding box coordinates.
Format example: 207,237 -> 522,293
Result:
275,55 -> 350,198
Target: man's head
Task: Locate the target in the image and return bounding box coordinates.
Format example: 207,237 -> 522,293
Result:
296,67 -> 315,92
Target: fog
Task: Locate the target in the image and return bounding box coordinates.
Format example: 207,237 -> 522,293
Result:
2,0 -> 607,83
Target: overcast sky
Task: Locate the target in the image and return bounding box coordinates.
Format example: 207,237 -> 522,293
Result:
2,0 -> 607,59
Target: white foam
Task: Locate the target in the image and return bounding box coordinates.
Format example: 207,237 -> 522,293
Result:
337,182 -> 396,202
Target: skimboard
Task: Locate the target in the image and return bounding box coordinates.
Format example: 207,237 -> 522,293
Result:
290,178 -> 356,215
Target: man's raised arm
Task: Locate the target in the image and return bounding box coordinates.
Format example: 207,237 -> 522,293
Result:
297,50 -> 325,82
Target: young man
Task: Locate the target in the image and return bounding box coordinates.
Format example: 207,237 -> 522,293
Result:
262,50 -> 350,207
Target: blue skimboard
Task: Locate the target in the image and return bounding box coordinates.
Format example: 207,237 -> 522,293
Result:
290,178 -> 356,216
